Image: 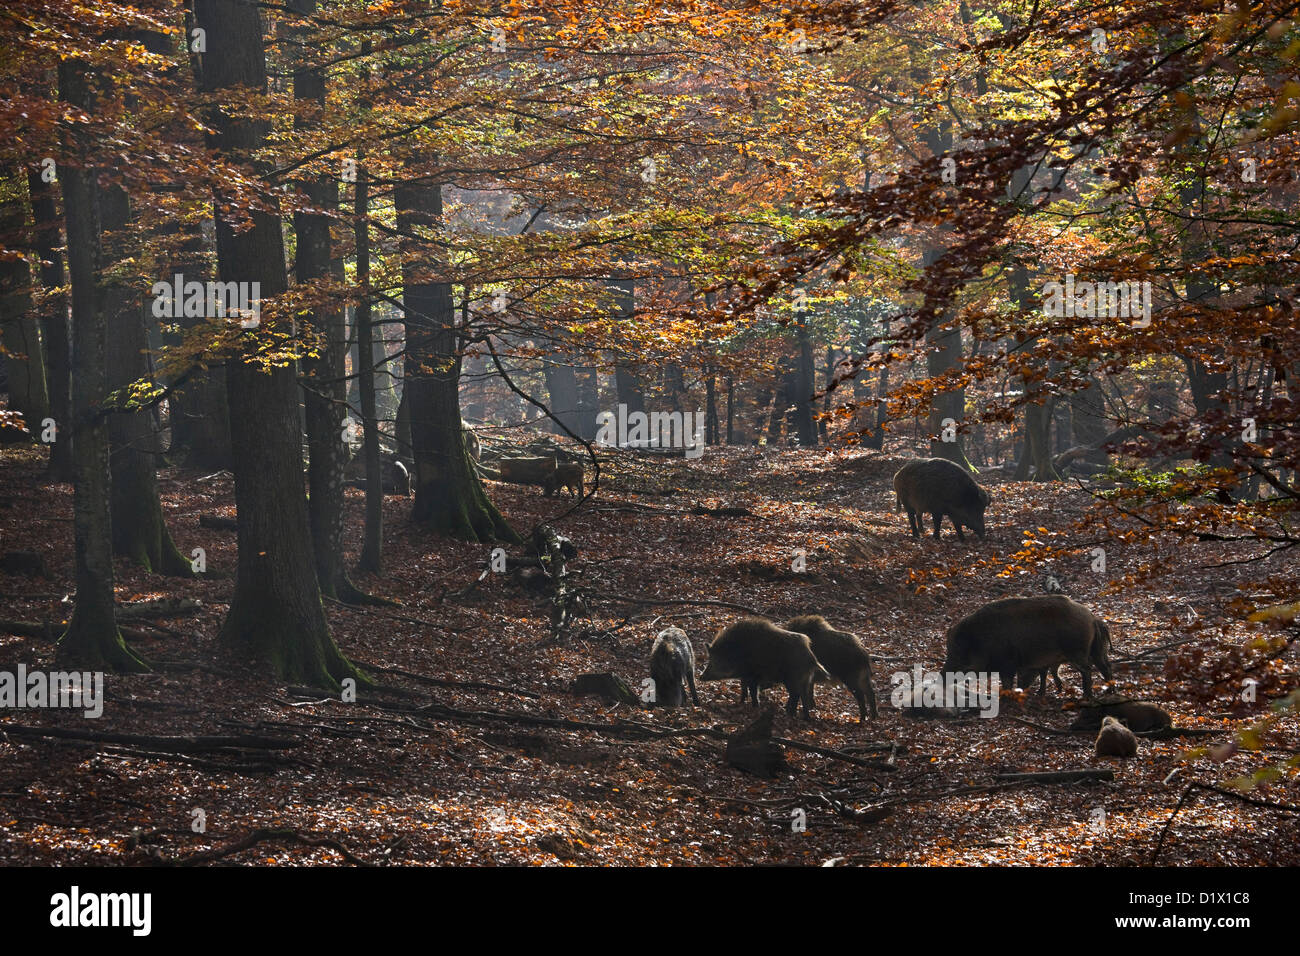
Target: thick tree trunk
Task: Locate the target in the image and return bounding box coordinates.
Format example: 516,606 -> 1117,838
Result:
158,204 -> 231,468
575,368 -> 599,441
27,166 -> 74,479
193,0 -> 358,688
543,359 -> 581,437
395,169 -> 516,541
1070,375 -> 1110,449
610,279 -> 644,426
55,58 -> 147,672
614,363 -> 644,417
0,175 -> 49,434
925,320 -> 971,468
99,183 -> 191,574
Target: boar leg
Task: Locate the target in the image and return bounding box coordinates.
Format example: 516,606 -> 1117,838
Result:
853,689 -> 867,722
1079,663 -> 1093,699
784,679 -> 812,719
954,519 -> 966,541
784,684 -> 798,716
857,681 -> 878,717
932,513 -> 944,538
906,509 -> 920,537
687,671 -> 699,706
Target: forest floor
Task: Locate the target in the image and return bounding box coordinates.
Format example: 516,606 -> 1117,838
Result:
0,437 -> 1297,866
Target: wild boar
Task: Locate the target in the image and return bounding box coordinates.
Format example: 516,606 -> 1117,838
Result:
543,462 -> 584,498
784,615 -> 878,721
343,454 -> 411,497
893,457 -> 990,540
1069,701 -> 1172,734
941,595 -> 1113,698
649,627 -> 698,708
700,618 -> 829,720
1095,715 -> 1138,757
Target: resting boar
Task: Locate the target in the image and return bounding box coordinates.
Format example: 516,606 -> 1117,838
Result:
700,618 -> 829,720
649,627 -> 697,708
942,595 -> 1113,698
1095,715 -> 1138,757
784,615 -> 878,721
893,457 -> 990,540
1070,701 -> 1172,734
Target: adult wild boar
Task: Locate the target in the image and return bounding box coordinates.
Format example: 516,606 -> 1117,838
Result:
784,615 -> 878,722
343,453 -> 411,497
893,457 -> 990,540
700,618 -> 829,720
649,627 -> 698,708
942,595 -> 1113,698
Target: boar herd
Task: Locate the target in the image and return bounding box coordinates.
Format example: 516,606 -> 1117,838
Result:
642,458 -> 1166,757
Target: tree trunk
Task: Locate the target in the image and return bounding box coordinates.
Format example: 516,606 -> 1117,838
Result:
705,365 -> 718,445
575,368 -> 599,441
793,320 -> 817,446
0,173 -> 49,435
395,168 -> 516,541
1009,265 -> 1058,481
543,359 -> 581,437
54,58 -> 147,672
193,0 -> 359,688
27,166 -> 74,480
925,319 -> 971,468
610,279 -> 644,425
100,182 -> 191,574
819,345 -> 833,443
725,376 -> 734,444
766,369 -> 788,445
354,155 -> 384,572
295,0 -> 371,600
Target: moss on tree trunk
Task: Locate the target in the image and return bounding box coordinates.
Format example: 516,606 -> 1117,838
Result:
395,170 -> 518,544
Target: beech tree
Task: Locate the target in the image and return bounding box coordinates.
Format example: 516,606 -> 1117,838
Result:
191,0 -> 359,686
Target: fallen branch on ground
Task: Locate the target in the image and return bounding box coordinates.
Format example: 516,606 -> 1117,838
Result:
169,828 -> 372,866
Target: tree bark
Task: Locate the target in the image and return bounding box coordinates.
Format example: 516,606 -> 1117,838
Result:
395,166 -> 517,541
27,166 -> 74,479
193,0 -> 359,688
100,181 -> 191,574
294,0 -> 371,600
0,174 -> 49,436
55,58 -> 147,672
543,358 -> 581,437
793,319 -> 817,446
353,155 -> 384,572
